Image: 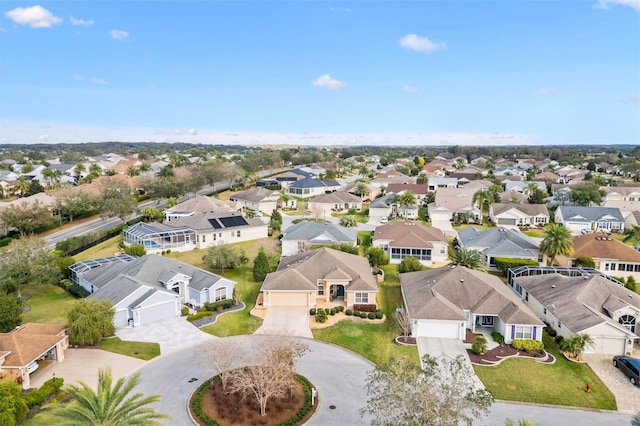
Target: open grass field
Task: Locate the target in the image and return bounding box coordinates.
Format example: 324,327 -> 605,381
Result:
474,334 -> 616,410
313,263 -> 420,367
99,337 -> 160,360
21,285 -> 77,324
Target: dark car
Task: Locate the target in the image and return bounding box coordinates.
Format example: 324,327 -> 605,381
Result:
613,355 -> 640,386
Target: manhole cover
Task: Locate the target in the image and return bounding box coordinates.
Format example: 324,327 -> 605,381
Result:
329,405 -> 336,410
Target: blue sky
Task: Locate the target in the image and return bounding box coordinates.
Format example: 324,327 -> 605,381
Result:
1,1 -> 638,146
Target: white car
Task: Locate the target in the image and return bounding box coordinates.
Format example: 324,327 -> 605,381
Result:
27,361 -> 39,374
380,216 -> 388,223
581,228 -> 594,234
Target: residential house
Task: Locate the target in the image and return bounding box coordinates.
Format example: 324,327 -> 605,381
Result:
0,324 -> 69,389
489,203 -> 550,228
229,188 -> 281,215
556,166 -> 587,185
372,222 -> 448,266
450,165 -> 485,183
70,254 -> 235,325
370,170 -> 414,188
555,206 -> 625,234
625,211 -> 640,229
124,211 -> 267,253
535,171 -> 563,185
503,180 -> 547,194
342,181 -> 380,201
564,233 -> 640,281
259,248 -> 378,308
273,169 -> 313,188
164,195 -> 238,222
427,187 -> 483,223
499,190 -> 529,204
601,186 -> 640,222
511,271 -> 639,354
386,183 -> 429,203
369,194 -> 396,221
285,177 -> 341,198
459,227 -> 543,270
281,221 -> 358,256
427,177 -> 457,192
494,166 -> 526,177
400,266 -> 544,342
306,191 -> 362,217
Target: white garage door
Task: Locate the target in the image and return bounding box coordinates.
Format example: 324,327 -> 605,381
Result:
268,292 -> 309,307
430,212 -> 451,222
415,320 -> 461,339
588,336 -> 626,355
138,301 -> 176,325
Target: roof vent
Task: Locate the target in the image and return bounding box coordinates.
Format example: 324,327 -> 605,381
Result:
551,284 -> 556,288
460,279 -> 464,283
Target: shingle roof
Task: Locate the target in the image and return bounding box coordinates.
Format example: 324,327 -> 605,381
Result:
459,227 -> 538,257
386,183 -> 429,195
164,211 -> 264,231
373,223 -> 446,248
288,177 -> 340,189
0,324 -> 67,367
229,188 -> 279,203
308,191 -> 361,204
492,203 -> 550,217
401,266 -> 542,325
557,206 -> 623,223
261,248 -> 377,292
282,222 -> 357,245
571,233 -> 640,263
165,195 -> 236,214
515,273 -> 640,334
370,194 -> 395,209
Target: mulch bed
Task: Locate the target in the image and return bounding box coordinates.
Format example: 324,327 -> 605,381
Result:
199,378 -> 308,425
467,344 -> 554,366
463,329 -> 483,344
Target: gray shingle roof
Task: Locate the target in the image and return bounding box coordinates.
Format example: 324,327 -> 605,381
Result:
282,222 -> 357,245
514,273 -> 640,334
308,191 -> 361,204
288,177 -> 340,189
260,248 -> 377,293
401,266 -> 542,325
557,206 -> 623,223
229,188 -> 279,203
370,194 -> 395,209
459,227 -> 538,258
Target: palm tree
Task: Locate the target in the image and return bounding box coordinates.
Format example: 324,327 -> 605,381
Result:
396,191 -> 417,218
54,368 -> 169,425
623,225 -> 640,248
449,246 -> 487,271
14,176 -> 31,197
472,189 -> 494,213
73,163 -> 86,180
358,165 -> 369,177
539,223 -> 573,266
125,166 -> 140,177
416,174 -> 429,185
138,162 -> 152,173
156,165 -> 174,179
354,182 -> 370,199
41,167 -> 56,187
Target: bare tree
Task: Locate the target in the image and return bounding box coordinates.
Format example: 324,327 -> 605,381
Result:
195,336 -> 244,391
394,307 -> 412,342
227,337 -> 308,416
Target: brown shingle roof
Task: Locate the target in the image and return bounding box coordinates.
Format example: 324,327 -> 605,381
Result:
386,183 -> 429,195
373,223 -> 446,248
0,323 -> 67,367
571,233 -> 640,263
491,203 -> 550,217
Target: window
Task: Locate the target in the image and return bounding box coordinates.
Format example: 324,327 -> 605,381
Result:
543,307 -> 547,315
202,235 -> 206,242
525,291 -> 529,302
604,263 -> 609,271
619,315 -> 636,333
390,247 -> 431,261
514,325 -> 533,339
440,246 -> 446,254
557,321 -> 562,329
237,230 -> 241,238
317,284 -> 324,296
355,292 -> 368,303
214,287 -> 227,302
538,253 -> 544,263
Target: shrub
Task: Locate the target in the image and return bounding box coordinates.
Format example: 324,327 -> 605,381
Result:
316,308 -> 325,315
353,303 -> 377,312
491,331 -> 504,344
316,309 -> 328,323
472,336 -> 488,355
22,378 -> 64,409
494,258 -> 540,276
187,310 -> 213,322
345,309 -> 353,316
555,335 -> 564,345
67,284 -> 89,298
353,311 -> 360,317
329,308 -> 336,315
203,299 -> 234,312
309,308 -> 316,315
124,243 -> 146,257
574,256 -> 595,268
336,305 -> 344,313
367,312 -> 376,320
0,236 -> 12,248
375,310 -> 383,319
511,339 -> 544,352
546,327 -> 557,337
359,312 -> 368,318
181,306 -> 190,316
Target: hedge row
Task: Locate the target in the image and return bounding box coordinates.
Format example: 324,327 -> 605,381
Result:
23,378 -> 64,409
494,258 -> 539,276
55,225 -> 126,256
511,339 -> 545,352
187,310 -> 213,322
203,299 -> 234,312
353,304 -> 377,312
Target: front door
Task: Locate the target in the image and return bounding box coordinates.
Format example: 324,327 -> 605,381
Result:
481,316 -> 494,326
336,285 -> 345,297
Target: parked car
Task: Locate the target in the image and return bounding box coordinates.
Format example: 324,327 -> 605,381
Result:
613,355 -> 640,386
27,361 -> 39,375
380,216 -> 388,223
581,228 -> 594,234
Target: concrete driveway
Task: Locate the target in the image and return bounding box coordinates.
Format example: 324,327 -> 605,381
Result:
116,316 -> 215,355
417,337 -> 484,389
584,354 -> 640,413
254,307 -> 313,339
431,219 -> 458,238
29,348 -> 146,389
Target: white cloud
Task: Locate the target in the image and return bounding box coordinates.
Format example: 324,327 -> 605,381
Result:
70,16 -> 94,27
312,74 -> 347,90
72,74 -> 83,81
594,0 -> 640,11
329,7 -> 351,13
188,129 -> 198,135
91,77 -> 107,85
402,84 -> 419,94
538,87 -> 557,95
399,34 -> 446,53
110,29 -> 129,41
5,5 -> 62,28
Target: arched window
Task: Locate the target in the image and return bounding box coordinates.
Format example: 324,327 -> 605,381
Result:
619,315 -> 636,333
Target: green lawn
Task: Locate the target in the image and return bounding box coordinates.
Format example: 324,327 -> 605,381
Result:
22,285 -> 77,324
453,223 -> 490,232
358,231 -> 373,255
474,334 -> 616,410
72,235 -> 122,261
99,337 -> 160,360
200,267 -> 263,336
522,229 -> 547,238
313,264 -> 420,367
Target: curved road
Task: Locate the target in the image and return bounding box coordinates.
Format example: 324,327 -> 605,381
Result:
133,335 -> 633,426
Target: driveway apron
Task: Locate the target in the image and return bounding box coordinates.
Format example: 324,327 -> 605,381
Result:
254,306 -> 313,339
584,354 -> 640,413
417,337 -> 484,389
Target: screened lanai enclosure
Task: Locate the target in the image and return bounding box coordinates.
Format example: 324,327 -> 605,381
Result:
123,222 -> 196,253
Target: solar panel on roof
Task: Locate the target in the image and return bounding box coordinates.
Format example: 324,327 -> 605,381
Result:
219,216 -> 249,228
208,219 -> 223,229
